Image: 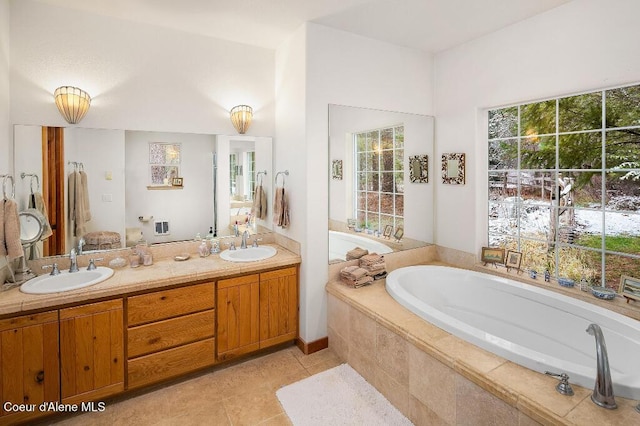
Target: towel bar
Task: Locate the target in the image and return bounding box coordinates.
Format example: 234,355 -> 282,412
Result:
276,170 -> 289,187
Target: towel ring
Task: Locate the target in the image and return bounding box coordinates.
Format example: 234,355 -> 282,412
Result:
1,174 -> 15,199
275,170 -> 289,187
20,172 -> 40,193
256,170 -> 267,186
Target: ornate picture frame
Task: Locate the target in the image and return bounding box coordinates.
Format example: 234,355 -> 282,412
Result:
442,153 -> 465,185
409,155 -> 429,183
481,247 -> 505,266
505,250 -> 522,272
619,275 -> 640,302
331,159 -> 343,180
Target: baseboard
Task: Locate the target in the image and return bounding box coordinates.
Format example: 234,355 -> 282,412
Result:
295,336 -> 328,355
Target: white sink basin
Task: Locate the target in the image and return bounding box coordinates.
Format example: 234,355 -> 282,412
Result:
220,246 -> 277,262
20,267 -> 114,294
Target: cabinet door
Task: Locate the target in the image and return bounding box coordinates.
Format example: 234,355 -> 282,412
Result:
216,274 -> 260,361
60,299 -> 124,404
259,267 -> 298,348
0,311 -> 59,424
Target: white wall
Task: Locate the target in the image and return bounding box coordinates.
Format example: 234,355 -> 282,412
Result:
125,131 -> 216,244
434,0 -> 640,257
0,0 -> 9,173
276,23 -> 434,342
9,0 -> 275,136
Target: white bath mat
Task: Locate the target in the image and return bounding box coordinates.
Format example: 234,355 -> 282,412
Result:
276,363 -> 412,425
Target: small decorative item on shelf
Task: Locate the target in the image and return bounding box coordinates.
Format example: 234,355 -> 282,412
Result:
481,247 -> 506,268
383,225 -> 392,239
557,277 -> 575,288
505,250 -> 522,272
529,270 -> 537,279
618,275 -> 640,303
544,269 -> 551,282
591,286 -> 616,300
580,277 -> 590,292
172,177 -> 183,187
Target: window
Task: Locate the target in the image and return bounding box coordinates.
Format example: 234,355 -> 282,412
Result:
149,143 -> 180,185
354,125 -> 404,232
488,84 -> 640,288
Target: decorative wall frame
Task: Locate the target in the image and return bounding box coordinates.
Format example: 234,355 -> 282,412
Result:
442,153 -> 465,185
409,155 -> 429,183
619,275 -> 640,302
331,160 -> 343,180
149,142 -> 181,185
481,247 -> 505,266
505,250 -> 523,272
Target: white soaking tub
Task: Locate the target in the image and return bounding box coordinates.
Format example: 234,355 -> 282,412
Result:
386,265 -> 640,399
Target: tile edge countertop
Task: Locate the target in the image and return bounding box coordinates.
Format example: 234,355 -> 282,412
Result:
0,244 -> 300,317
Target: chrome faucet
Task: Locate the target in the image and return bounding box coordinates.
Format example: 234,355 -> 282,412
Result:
77,237 -> 85,255
586,323 -> 617,409
241,230 -> 249,249
69,248 -> 79,273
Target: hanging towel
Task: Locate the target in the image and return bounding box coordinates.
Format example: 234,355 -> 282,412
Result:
1,199 -> 24,261
33,192 -> 53,240
251,185 -> 267,220
273,187 -> 290,228
69,171 -> 90,237
79,170 -> 92,221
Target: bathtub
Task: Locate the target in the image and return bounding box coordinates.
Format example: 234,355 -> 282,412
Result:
386,265 -> 640,399
328,230 -> 393,261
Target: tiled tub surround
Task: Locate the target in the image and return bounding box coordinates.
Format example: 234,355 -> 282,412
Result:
326,274 -> 640,425
0,234 -> 300,316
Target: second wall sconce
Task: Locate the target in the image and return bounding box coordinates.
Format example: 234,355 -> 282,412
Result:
54,86 -> 91,124
230,105 -> 253,134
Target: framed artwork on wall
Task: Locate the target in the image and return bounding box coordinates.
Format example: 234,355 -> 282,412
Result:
442,153 -> 465,185
409,155 -> 429,183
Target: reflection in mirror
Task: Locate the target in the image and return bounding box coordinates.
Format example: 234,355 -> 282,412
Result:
13,126 -> 273,260
328,105 -> 434,263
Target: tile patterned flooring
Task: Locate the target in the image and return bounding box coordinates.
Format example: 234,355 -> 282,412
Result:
49,345 -> 342,426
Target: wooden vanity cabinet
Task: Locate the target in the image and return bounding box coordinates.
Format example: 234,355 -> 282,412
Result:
0,311 -> 59,425
126,282 -> 216,389
59,299 -> 124,404
217,266 -> 299,361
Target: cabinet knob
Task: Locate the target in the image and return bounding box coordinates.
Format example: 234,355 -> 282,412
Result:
35,370 -> 45,384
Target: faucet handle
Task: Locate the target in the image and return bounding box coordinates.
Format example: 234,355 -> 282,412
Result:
87,258 -> 104,271
545,371 -> 574,396
227,241 -> 236,250
252,238 -> 262,247
42,263 -> 60,276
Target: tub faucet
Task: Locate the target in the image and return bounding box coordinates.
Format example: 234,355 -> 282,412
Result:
586,323 -> 617,409
69,248 -> 79,273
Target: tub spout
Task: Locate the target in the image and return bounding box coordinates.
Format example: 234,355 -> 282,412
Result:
586,323 -> 617,409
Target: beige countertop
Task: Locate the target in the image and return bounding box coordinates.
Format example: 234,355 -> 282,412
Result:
0,243 -> 300,317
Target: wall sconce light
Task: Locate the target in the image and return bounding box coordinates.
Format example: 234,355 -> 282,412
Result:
54,86 -> 91,124
230,105 -> 253,134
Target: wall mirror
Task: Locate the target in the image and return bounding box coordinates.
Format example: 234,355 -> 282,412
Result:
328,104 -> 435,263
13,125 -> 273,259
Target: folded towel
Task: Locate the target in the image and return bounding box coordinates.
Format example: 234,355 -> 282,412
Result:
360,253 -> 385,266
346,246 -> 369,260
362,264 -> 387,276
2,199 -> 24,261
273,187 -> 290,228
340,266 -> 369,280
340,275 -> 374,288
251,185 -> 267,220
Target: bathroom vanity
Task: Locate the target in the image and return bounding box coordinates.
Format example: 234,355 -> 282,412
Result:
0,244 -> 300,425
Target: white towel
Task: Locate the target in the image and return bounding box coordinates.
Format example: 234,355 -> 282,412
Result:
33,192 -> 53,240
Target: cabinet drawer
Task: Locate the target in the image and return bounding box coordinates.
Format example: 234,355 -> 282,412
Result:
127,338 -> 215,389
0,310 -> 57,332
127,283 -> 214,326
128,310 -> 215,358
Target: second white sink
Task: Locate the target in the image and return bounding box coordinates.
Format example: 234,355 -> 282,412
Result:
20,267 -> 114,294
220,246 -> 277,262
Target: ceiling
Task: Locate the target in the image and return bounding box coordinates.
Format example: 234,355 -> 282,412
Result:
34,0 -> 572,52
